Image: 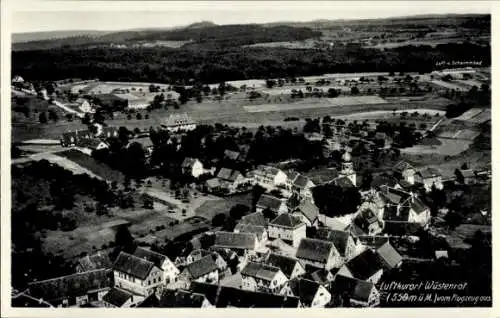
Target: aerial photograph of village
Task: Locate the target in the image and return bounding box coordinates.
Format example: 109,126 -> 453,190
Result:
7,1 -> 492,309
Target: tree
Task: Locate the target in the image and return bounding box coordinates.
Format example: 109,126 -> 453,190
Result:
312,184 -> 361,217
229,204 -> 250,220
323,124 -> 333,138
114,225 -> 135,254
218,82 -> 226,96
136,112 -> 142,120
38,112 -> 48,124
327,88 -> 339,98
444,211 -> 463,230
212,213 -> 226,227
48,109 -> 59,122
266,79 -> 277,89
360,171 -> 373,190
143,196 -> 154,209
350,86 -> 360,95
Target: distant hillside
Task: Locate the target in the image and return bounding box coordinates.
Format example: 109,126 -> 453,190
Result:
186,21 -> 218,29
12,30 -> 110,43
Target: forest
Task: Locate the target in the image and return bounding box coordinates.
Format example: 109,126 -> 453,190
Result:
12,42 -> 490,85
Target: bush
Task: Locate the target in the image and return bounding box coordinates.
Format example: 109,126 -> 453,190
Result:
212,213 -> 226,227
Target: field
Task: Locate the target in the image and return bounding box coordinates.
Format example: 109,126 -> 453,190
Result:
454,108 -> 491,124
401,138 -> 473,157
194,192 -> 253,220
63,81 -> 171,95
58,149 -> 124,183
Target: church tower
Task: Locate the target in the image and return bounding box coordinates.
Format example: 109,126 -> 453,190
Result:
341,150 -> 357,186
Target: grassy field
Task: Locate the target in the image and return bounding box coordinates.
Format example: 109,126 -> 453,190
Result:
195,192 -> 253,220
58,149 -> 125,183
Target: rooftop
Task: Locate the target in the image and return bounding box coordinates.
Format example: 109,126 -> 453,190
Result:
376,241 -> 403,270
296,238 -> 335,264
214,231 -> 256,250
315,228 -> 351,257
344,249 -> 385,280
270,213 -> 304,229
265,253 -> 301,278
239,211 -> 267,227
330,275 -> 374,303
241,262 -> 281,281
102,288 -> 133,307
113,252 -> 155,280
256,194 -> 284,212
185,254 -> 219,278
294,199 -> 319,223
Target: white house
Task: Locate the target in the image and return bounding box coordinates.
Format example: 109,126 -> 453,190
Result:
256,194 -> 288,215
268,214 -> 307,248
250,165 -> 288,190
178,254 -> 219,287
241,261 -> 289,294
291,199 -> 319,227
315,228 -> 357,262
181,157 -> 204,178
286,172 -> 316,199
162,113 -> 196,132
416,167 -> 443,192
295,238 -> 341,270
113,252 -> 164,297
133,247 -> 179,284
392,161 -> 416,185
380,186 -> 431,227
77,99 -> 94,113
281,278 -> 331,308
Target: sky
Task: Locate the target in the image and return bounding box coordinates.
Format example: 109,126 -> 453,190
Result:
10,1 -> 492,33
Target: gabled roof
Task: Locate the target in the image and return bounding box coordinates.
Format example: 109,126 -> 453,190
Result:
102,288 -> 133,307
334,176 -> 355,188
459,169 -> 475,178
296,238 -> 335,263
239,212 -> 267,227
214,231 -> 256,250
216,168 -> 242,182
286,171 -> 300,182
330,275 -> 374,303
307,269 -> 331,286
27,269 -> 113,302
187,249 -> 212,262
265,253 -> 301,278
308,169 -> 339,185
344,249 -> 385,280
376,242 -> 403,270
185,254 -> 218,279
270,214 -> 304,229
410,197 -> 428,214
294,199 -> 319,223
293,175 -> 313,189
379,186 -> 412,205
234,223 -> 267,240
383,205 -> 410,222
76,252 -> 112,272
315,228 -> 351,257
392,161 -> 415,174
224,149 -> 241,161
288,278 -> 323,306
256,194 -> 284,212
241,262 -> 281,281
253,165 -> 282,178
159,289 -> 207,307
370,173 -> 399,189
190,282 -> 300,308
113,252 -> 155,280
163,113 -> 195,127
133,247 -> 171,269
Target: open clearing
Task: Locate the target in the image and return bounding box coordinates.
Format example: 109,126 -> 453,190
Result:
243,96 -> 387,113
401,138 -> 472,156
58,149 -> 124,183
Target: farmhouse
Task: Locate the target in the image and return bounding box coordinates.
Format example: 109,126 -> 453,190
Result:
214,168 -> 248,192
181,157 -> 205,178
102,288 -> 140,308
295,238 -> 340,270
314,228 -> 357,261
330,275 -> 380,307
234,223 -> 268,242
375,241 -> 403,270
239,211 -> 268,227
392,161 -> 416,185
286,172 -> 316,198
256,194 -> 288,215
353,209 -> 383,235
265,253 -> 306,279
281,278 -> 331,308
379,186 -> 431,227
268,214 -> 307,247
143,289 -> 213,308
76,139 -> 109,156
27,269 -> 113,307
60,130 -> 93,147
213,231 -> 259,254
113,252 -> 164,297
161,113 -> 196,132
241,262 -> 288,293
76,251 -> 113,273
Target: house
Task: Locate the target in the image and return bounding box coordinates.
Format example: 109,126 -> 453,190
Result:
330,275 -> 380,307
353,209 -> 383,235
223,149 -> 242,162
113,252 -> 164,297
314,228 -> 357,261
181,157 -> 204,178
76,139 -> 109,156
178,254 -> 219,286
265,238 -> 297,258
268,214 -> 307,247
77,98 -> 94,113
455,168 -> 476,185
186,250 -> 228,274
239,211 -> 268,227
281,278 -> 331,308
156,289 -> 214,308
337,249 -> 385,284
102,287 -> 141,308
375,241 -> 403,270
265,253 -> 306,279
392,161 -> 416,185
249,165 -> 288,190
161,113 -> 196,132
416,167 -> 443,191
60,130 -> 93,147
190,282 -> 300,308
291,199 -> 319,227
303,268 -> 335,287
287,172 -> 315,199
256,194 -> 288,215
358,192 -> 386,221
213,231 -> 258,254
214,168 -> 248,192
295,238 -> 340,270
27,269 -> 113,307
97,126 -> 119,139
380,186 -> 431,227
373,132 -> 393,149
241,261 -> 288,293
234,223 -> 268,242
132,247 -> 179,284
76,251 -> 113,273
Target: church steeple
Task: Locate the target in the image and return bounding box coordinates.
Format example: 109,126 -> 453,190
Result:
341,149 -> 356,186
